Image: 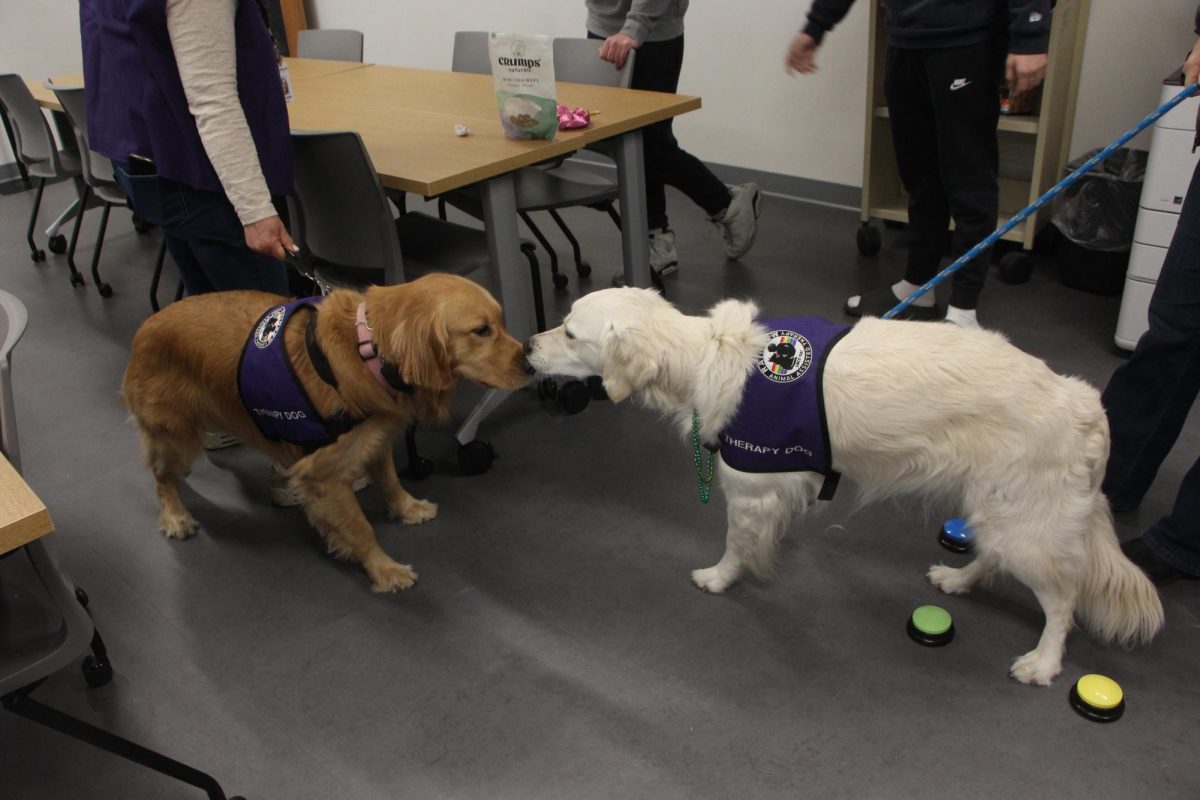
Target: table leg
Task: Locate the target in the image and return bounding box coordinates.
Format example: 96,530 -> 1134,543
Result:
480,172 -> 535,340
613,129 -> 650,288
455,171 -> 531,447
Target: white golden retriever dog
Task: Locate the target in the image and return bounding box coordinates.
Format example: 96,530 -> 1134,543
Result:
527,288 -> 1163,685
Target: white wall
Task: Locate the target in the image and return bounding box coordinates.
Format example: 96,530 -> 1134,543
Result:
1,0 -> 1196,192
0,0 -> 83,164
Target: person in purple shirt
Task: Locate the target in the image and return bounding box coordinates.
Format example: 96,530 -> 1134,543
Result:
80,0 -> 296,297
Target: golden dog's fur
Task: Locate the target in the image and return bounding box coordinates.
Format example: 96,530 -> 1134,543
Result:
123,273 -> 530,592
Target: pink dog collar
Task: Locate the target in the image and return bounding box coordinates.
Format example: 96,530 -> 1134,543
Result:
356,302 -> 402,399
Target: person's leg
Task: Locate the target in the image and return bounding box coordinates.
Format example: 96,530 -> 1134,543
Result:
1102,162 -> 1200,513
922,40 -> 1003,314
628,36 -> 732,223
846,45 -> 942,320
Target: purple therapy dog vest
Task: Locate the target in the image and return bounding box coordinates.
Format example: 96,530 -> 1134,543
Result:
717,317 -> 850,498
237,298 -> 345,448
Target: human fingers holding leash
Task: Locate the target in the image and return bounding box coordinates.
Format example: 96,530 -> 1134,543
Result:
244,215 -> 298,262
1184,34 -> 1200,85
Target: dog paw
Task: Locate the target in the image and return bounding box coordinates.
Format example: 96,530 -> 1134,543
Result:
691,566 -> 734,594
1009,650 -> 1061,686
391,498 -> 438,525
927,564 -> 971,595
368,560 -> 419,593
159,511 -> 199,540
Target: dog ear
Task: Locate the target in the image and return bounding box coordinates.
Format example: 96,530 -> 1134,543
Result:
385,306 -> 454,392
600,323 -> 659,403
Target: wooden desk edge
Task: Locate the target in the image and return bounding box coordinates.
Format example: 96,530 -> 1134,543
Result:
0,456 -> 55,556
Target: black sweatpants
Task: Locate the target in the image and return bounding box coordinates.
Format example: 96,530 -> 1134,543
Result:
885,39 -> 1005,310
589,32 -> 731,231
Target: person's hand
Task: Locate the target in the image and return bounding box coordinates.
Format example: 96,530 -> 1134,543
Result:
1005,53 -> 1048,97
1184,37 -> 1200,85
243,215 -> 297,261
598,33 -> 639,70
785,32 -> 820,75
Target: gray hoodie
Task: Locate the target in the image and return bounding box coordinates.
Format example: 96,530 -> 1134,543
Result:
585,0 -> 689,43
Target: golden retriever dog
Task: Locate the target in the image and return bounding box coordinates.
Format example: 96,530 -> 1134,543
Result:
527,288 -> 1163,685
123,273 -> 531,592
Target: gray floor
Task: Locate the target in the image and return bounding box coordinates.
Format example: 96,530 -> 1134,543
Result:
1,174 -> 1198,800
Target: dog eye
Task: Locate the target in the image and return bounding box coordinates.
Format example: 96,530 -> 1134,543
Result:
472,324 -> 491,337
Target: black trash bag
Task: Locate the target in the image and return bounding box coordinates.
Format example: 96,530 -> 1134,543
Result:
1051,147 -> 1147,252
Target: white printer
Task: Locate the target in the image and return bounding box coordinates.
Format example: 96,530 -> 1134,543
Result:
1115,72 -> 1200,350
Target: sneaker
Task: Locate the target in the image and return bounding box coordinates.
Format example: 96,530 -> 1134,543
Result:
712,183 -> 763,260
202,431 -> 240,451
269,462 -> 371,508
844,285 -> 942,321
649,228 -> 679,275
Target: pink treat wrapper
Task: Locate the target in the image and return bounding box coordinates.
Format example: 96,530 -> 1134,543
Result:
557,103 -> 591,130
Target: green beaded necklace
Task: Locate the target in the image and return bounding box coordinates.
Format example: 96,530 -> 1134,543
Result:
691,409 -> 716,503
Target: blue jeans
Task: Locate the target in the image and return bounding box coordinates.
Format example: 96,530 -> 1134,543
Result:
113,161 -> 288,296
1101,161 -> 1200,576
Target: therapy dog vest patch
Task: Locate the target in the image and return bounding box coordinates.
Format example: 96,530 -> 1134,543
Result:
237,297 -> 342,448
718,317 -> 849,491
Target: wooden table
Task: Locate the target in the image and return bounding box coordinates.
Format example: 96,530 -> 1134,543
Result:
0,453 -> 53,557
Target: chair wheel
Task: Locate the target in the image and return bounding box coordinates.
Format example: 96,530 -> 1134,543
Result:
557,380 -> 590,414
98,282 -> 114,298
82,654 -> 113,687
458,440 -> 495,475
998,251 -> 1034,285
406,454 -> 434,481
30,249 -> 46,263
48,234 -> 67,254
69,273 -> 85,287
856,224 -> 882,256
552,273 -> 569,290
576,261 -> 592,278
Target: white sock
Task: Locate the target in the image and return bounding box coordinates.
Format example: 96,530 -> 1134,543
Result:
944,306 -> 979,328
845,280 -> 935,311
894,280 -> 935,307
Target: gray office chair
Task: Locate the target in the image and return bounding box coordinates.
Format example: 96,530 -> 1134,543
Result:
48,83 -> 133,297
441,34 -> 633,289
288,129 -> 548,328
0,289 -> 244,799
0,74 -> 82,265
296,28 -> 364,62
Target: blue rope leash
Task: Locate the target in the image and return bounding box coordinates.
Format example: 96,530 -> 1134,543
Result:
883,83 -> 1200,319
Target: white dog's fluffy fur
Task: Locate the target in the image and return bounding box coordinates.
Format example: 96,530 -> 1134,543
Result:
527,288 -> 1163,685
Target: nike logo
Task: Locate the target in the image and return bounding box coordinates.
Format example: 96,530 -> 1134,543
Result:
949,78 -> 972,91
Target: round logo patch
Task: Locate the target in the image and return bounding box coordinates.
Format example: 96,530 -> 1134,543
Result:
254,306 -> 287,349
756,329 -> 813,383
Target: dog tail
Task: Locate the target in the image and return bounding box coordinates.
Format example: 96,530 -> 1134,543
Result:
1078,501 -> 1164,648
